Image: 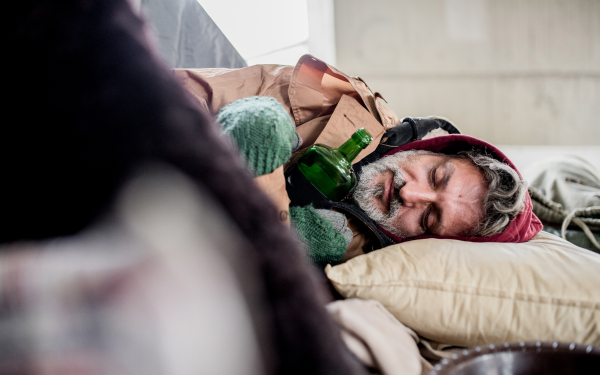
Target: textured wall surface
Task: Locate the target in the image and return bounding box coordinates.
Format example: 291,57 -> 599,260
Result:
334,0 -> 600,145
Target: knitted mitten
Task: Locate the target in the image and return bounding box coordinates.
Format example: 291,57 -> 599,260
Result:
217,96 -> 297,176
314,209 -> 353,247
290,205 -> 348,267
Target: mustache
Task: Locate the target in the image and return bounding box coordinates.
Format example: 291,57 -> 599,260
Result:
388,181 -> 404,216
371,175 -> 404,216
371,183 -> 385,199
353,154 -> 410,232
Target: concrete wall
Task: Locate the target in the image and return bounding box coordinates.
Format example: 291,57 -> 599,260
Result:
334,0 -> 600,145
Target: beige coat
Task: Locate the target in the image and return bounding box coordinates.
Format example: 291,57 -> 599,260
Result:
173,54 -> 400,254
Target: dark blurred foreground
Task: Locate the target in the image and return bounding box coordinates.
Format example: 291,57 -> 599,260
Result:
1,1 -> 367,374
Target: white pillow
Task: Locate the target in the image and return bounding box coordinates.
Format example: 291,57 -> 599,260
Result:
326,231 -> 600,347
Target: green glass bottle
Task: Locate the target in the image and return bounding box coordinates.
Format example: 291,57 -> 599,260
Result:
297,128 -> 372,201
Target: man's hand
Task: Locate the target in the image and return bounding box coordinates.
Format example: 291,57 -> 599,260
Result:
290,206 -> 351,267
217,96 -> 300,176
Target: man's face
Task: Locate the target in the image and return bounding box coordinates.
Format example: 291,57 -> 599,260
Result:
353,150 -> 488,238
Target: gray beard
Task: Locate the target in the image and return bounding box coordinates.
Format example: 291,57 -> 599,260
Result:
353,150 -> 434,237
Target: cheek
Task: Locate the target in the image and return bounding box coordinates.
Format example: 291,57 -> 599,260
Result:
390,208 -> 421,237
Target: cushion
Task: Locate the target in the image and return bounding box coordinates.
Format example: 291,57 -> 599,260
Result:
325,231 -> 600,347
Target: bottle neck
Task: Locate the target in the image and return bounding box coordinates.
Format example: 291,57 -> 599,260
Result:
337,128 -> 372,163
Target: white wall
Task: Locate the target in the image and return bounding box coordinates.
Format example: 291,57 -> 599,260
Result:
197,0 -> 336,67
334,0 -> 600,146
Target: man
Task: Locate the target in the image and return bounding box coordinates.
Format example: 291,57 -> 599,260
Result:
293,128 -> 539,265
337,137 -> 537,262
175,56 -> 543,265
354,149 -> 526,239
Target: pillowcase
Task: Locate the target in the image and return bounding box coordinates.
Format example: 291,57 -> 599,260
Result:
326,231 -> 600,347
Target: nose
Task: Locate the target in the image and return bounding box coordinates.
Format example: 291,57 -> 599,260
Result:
399,183 -> 436,208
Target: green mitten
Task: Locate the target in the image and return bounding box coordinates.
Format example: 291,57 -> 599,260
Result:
290,205 -> 348,267
217,96 -> 296,176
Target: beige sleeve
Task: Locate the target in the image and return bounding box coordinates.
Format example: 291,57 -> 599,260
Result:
173,65 -> 295,117
252,166 -> 291,227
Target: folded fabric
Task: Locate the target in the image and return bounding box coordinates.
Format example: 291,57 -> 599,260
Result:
326,298 -> 422,375
524,155 -> 600,251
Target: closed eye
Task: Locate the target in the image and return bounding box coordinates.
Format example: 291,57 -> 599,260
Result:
429,166 -> 437,189
421,205 -> 432,234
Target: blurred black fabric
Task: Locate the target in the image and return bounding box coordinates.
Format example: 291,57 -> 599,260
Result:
3,1 -> 367,374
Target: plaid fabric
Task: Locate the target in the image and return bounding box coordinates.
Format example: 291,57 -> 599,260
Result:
0,229 -> 161,375
0,172 -> 264,375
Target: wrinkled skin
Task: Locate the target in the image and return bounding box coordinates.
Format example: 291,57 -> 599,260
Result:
355,151 -> 487,238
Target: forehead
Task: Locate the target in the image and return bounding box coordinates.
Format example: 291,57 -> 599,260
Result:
439,157 -> 488,235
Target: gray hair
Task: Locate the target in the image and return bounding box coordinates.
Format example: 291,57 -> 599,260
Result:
458,151 -> 527,237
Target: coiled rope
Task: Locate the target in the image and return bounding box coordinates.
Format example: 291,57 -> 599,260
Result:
529,187 -> 600,250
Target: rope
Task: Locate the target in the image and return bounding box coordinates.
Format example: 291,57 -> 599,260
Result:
562,211 -> 600,250
529,187 -> 600,250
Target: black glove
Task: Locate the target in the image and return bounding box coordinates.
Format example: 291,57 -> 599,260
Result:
353,116 -> 460,177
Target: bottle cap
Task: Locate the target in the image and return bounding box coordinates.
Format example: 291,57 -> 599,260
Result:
352,127 -> 373,146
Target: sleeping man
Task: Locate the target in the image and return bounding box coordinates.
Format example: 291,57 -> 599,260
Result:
175,57 -> 543,267
352,148 -> 528,242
